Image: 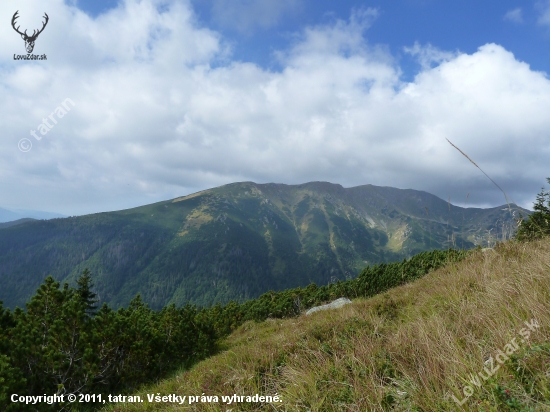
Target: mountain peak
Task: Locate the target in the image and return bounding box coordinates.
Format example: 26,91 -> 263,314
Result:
0,181 -> 529,310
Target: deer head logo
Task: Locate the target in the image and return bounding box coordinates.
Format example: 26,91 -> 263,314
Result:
11,11 -> 49,54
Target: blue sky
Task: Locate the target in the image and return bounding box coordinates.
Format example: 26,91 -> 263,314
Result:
1,0 -> 550,215
75,0 -> 550,77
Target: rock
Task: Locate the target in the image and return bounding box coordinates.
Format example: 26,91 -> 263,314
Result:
305,297 -> 352,315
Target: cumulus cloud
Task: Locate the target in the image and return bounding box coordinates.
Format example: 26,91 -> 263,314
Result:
0,0 -> 549,215
503,8 -> 523,23
209,0 -> 302,34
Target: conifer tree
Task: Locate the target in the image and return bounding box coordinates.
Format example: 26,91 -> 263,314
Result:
516,178 -> 550,241
76,268 -> 99,316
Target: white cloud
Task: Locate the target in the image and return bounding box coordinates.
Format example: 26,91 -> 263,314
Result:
537,1 -> 550,26
282,8 -> 380,59
0,0 -> 549,215
404,42 -> 457,70
503,8 -> 523,23
209,0 -> 303,34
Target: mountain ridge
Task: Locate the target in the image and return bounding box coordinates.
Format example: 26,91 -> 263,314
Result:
0,181 -> 528,310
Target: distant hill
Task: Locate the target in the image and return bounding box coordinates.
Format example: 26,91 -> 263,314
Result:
0,218 -> 36,229
0,207 -> 22,223
0,207 -> 66,223
0,181 -> 529,310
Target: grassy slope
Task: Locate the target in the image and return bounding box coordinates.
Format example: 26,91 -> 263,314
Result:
104,238 -> 550,412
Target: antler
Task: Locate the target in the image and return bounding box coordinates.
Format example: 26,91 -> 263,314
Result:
11,11 -> 26,37
32,13 -> 49,39
11,11 -> 49,40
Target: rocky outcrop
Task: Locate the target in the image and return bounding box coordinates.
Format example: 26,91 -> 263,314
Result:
305,297 -> 352,315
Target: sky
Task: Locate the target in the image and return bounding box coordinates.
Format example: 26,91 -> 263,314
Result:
1,0 -> 550,216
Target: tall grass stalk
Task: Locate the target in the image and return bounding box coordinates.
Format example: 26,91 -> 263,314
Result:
445,138 -> 532,242
446,138 -> 514,210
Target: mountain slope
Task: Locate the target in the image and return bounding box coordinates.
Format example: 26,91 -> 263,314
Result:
0,181 -> 528,309
103,238 -> 550,412
0,218 -> 36,229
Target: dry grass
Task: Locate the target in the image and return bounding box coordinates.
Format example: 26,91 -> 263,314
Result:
104,238 -> 550,412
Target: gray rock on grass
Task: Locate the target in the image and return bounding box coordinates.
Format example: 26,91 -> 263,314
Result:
305,297 -> 352,315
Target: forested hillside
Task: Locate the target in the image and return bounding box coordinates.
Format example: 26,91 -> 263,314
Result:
0,181 -> 527,310
1,180 -> 547,411
0,248 -> 468,411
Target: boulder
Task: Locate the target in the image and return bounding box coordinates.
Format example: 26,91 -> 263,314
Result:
305,297 -> 352,315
